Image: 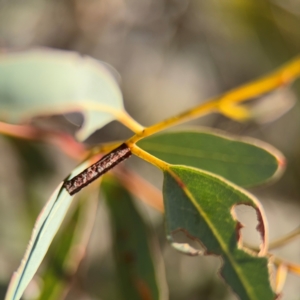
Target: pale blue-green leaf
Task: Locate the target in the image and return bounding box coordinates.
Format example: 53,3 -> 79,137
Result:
4,161 -> 90,300
37,194 -> 98,300
0,49 -> 124,141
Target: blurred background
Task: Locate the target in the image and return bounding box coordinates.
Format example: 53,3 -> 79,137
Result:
1,0 -> 300,299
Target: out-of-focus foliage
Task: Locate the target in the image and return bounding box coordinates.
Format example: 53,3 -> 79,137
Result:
103,176 -> 167,300
0,49 -> 125,141
4,160 -> 92,300
1,1 -> 300,300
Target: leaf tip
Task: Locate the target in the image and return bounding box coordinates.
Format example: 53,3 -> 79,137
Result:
277,156 -> 286,168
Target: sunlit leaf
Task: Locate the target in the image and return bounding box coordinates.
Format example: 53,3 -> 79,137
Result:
0,49 -> 125,141
37,193 -> 97,300
102,176 -> 167,300
5,161 -> 90,300
138,130 -> 284,187
163,165 -> 276,300
36,201 -> 82,300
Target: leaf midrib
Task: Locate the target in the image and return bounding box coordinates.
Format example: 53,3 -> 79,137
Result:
170,170 -> 258,299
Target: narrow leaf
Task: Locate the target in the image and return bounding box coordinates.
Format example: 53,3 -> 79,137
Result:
37,201 -> 82,300
163,165 -> 276,300
5,161 -> 90,300
0,49 -> 125,141
37,193 -> 97,300
138,130 -> 284,187
102,176 -> 167,300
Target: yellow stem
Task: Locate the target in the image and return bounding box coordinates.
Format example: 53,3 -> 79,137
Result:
127,101 -> 218,145
77,101 -> 144,133
218,56 -> 300,105
86,56 -> 300,192
125,56 -> 300,144
89,141 -> 123,156
244,244 -> 300,276
272,256 -> 300,276
269,226 -> 300,250
117,110 -> 145,133
130,144 -> 169,171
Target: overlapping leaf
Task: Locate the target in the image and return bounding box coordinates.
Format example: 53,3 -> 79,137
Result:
102,176 -> 167,300
0,49 -> 125,140
138,130 -> 284,187
163,165 -> 276,300
5,161 -> 90,300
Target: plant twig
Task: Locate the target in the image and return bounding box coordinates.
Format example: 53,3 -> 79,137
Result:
130,144 -> 169,171
269,226 -> 300,250
116,110 -> 145,133
126,56 -> 300,145
244,225 -> 300,252
64,143 -> 132,195
244,242 -> 300,277
273,256 -> 300,276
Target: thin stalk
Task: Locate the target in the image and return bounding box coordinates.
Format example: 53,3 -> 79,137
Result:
244,226 -> 300,252
269,226 -> 300,250
130,144 -> 169,171
126,56 -> 300,144
116,110 -> 145,133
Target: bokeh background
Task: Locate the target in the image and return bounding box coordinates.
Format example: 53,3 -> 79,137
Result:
1,0 -> 300,299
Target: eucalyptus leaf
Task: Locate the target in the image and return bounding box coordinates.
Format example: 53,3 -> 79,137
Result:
37,200 -> 82,300
5,161 -> 90,300
37,193 -> 97,300
102,176 -> 167,300
138,130 -> 284,187
163,165 -> 276,300
0,49 -> 125,141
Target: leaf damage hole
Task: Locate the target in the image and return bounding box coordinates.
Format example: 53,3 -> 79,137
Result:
231,204 -> 265,253
170,229 -> 206,256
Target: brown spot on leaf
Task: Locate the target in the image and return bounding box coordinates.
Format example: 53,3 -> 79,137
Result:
255,208 -> 265,244
235,221 -> 244,247
122,251 -> 135,264
135,278 -> 153,300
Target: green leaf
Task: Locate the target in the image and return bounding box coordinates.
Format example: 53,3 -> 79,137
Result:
37,193 -> 96,300
4,160 -> 90,300
137,130 -> 284,187
102,176 -> 167,300
37,202 -> 82,300
0,49 -> 125,141
163,165 -> 276,300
